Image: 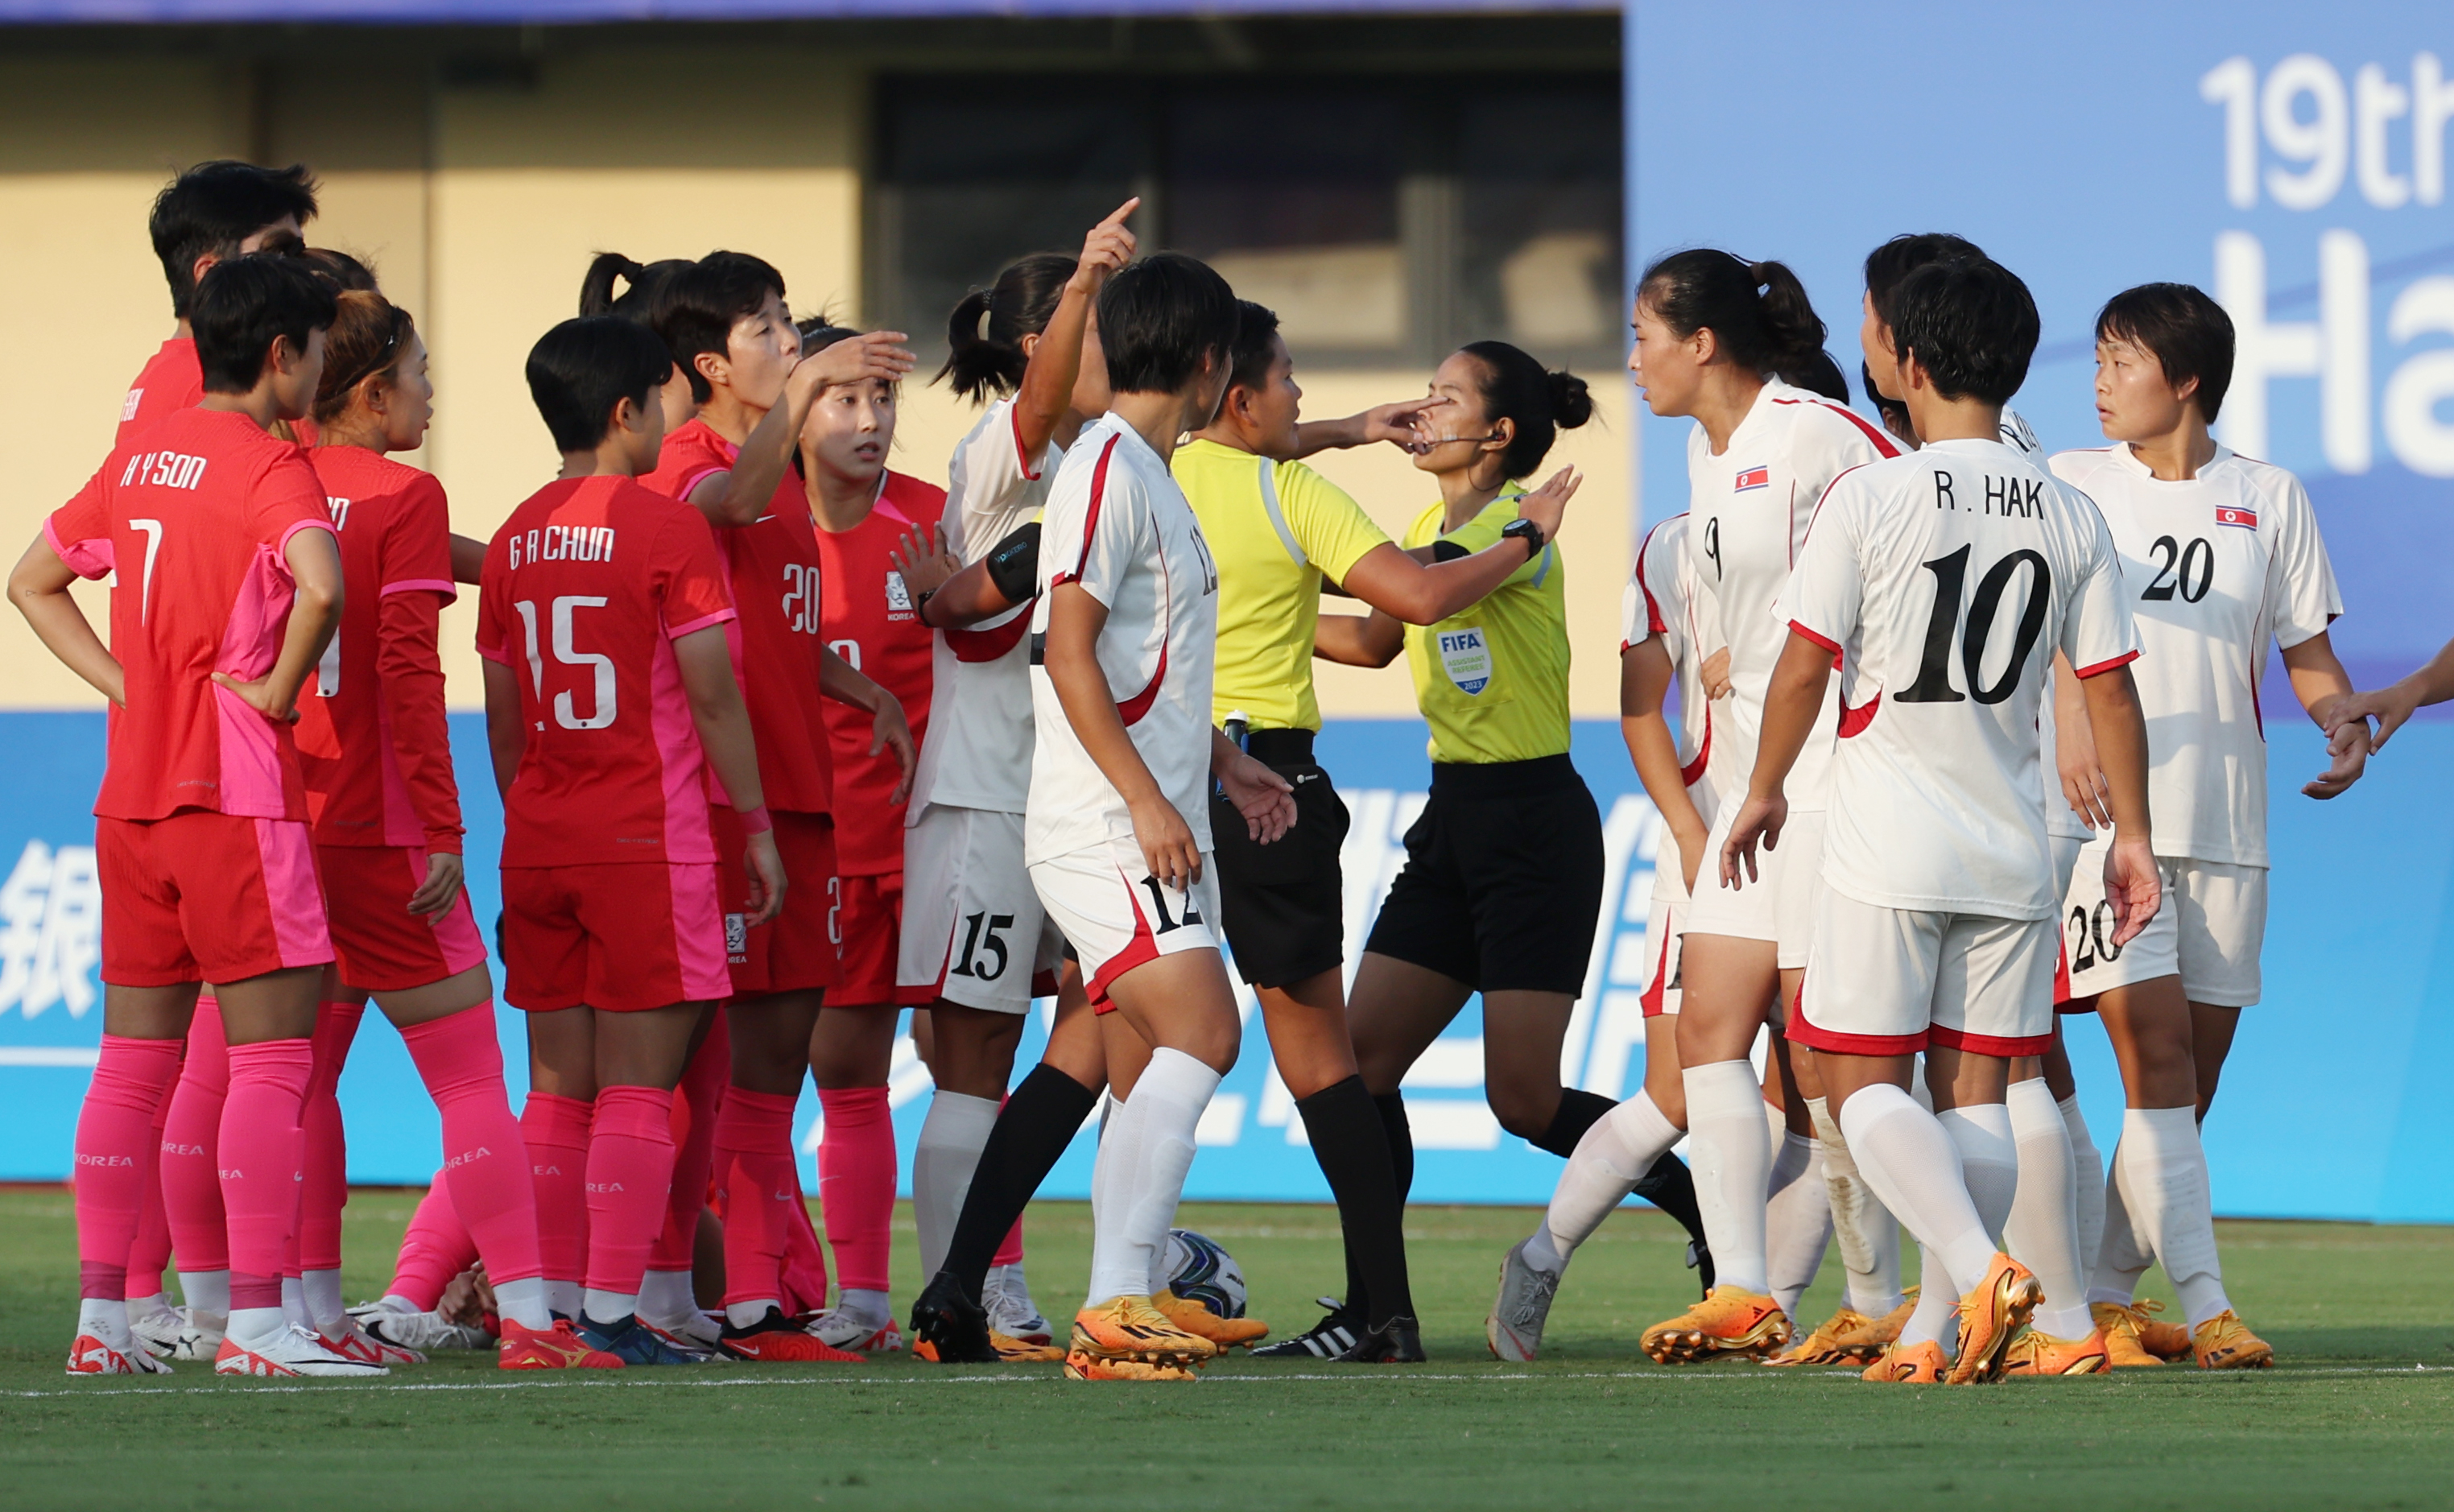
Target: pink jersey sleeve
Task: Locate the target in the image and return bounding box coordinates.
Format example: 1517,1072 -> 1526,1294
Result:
45,466 -> 115,580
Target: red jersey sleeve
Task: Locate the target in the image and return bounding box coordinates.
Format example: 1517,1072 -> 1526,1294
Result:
249,449 -> 339,556
475,540 -> 511,664
658,508 -> 737,638
45,465 -> 116,580
376,474 -> 465,853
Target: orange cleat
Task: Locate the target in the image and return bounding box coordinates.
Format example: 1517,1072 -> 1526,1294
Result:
498,1319 -> 622,1370
2191,1310 -> 2274,1370
1152,1289 -> 1270,1349
1947,1254 -> 2042,1386
2090,1301 -> 2168,1368
1860,1338 -> 1948,1383
1063,1348 -> 1197,1382
2134,1302 -> 2195,1361
2002,1326 -> 2109,1377
1765,1306 -> 1882,1366
1070,1296 -> 1217,1366
1641,1288 -> 1792,1364
917,1331 -> 1064,1364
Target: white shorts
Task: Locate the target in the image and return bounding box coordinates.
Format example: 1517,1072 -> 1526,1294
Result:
1682,806 -> 1826,969
897,805 -> 1067,1014
1639,889 -> 1689,1018
2061,836 -> 2266,1008
1027,841 -> 1223,1010
1791,886 -> 2057,1057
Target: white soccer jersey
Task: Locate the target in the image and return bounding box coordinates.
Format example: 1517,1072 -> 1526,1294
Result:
2047,444 -> 2339,869
1622,513 -> 1718,823
907,398 -> 1060,818
1778,436 -> 2138,919
1686,379 -> 1899,811
1024,415 -> 1221,863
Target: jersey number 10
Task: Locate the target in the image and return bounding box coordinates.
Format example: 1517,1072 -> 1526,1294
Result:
1897,545 -> 2051,706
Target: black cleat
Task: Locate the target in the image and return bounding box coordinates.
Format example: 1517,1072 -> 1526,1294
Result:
1249,1298 -> 1363,1360
1687,1239 -> 1716,1299
909,1271 -> 997,1364
1333,1316 -> 1426,1364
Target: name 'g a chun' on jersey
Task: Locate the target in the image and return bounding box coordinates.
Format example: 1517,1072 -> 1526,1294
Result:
2048,443 -> 2340,870
1776,437 -> 2138,919
1686,379 -> 1899,811
1024,415 -> 1220,864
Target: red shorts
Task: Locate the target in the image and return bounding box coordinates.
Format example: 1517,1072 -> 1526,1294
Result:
713,808 -> 841,998
501,861 -> 730,1013
831,872 -> 905,1008
98,812 -> 333,986
319,844 -> 489,994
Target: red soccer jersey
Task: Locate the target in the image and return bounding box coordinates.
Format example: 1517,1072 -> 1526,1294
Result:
642,419 -> 835,817
47,407 -> 336,822
295,446 -> 465,853
816,470 -> 944,875
476,474 -> 738,869
115,339 -> 203,452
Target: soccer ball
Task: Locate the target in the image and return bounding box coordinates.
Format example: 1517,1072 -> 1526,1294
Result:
1161,1228 -> 1247,1320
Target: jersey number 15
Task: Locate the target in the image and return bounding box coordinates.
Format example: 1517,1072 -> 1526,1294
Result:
514,596 -> 617,730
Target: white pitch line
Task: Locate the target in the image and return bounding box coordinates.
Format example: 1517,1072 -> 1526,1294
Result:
9,1362 -> 2443,1401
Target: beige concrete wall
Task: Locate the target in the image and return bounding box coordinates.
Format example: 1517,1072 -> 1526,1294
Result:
0,48 -> 1634,721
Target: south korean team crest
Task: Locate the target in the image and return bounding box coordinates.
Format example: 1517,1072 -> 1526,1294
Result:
1438,626 -> 1493,696
725,912 -> 749,960
885,570 -> 913,613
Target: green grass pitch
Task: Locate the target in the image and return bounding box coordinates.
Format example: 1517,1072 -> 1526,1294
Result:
2,1188 -> 2450,1510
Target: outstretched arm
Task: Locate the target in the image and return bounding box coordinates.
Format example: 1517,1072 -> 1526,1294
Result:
2334,632 -> 2454,752
1333,467 -> 1579,626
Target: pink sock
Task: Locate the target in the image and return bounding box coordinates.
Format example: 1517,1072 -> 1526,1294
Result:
387,1178 -> 474,1311
160,998 -> 230,1273
817,1084 -> 894,1295
714,1088 -> 800,1308
988,1095 -> 1024,1269
219,1039 -> 313,1308
75,1035 -> 184,1299
780,1153 -> 832,1316
400,1003 -> 542,1286
651,1022 -> 728,1273
123,1038 -> 180,1299
585,1084 -> 678,1297
520,1092 -> 593,1285
295,1001 -> 364,1275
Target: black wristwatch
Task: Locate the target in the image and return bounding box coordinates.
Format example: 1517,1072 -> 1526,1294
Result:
1501,517 -> 1546,556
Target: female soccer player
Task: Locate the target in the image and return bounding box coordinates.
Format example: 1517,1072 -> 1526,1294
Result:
1303,339 -> 1593,1362
1167,302 -> 1578,1364
2049,283 -> 2367,1371
293,288 -> 616,1370
1022,252 -> 1294,1382
638,254 -> 914,1359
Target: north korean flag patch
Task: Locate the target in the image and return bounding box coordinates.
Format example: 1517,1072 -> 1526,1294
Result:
1734,466 -> 1770,492
2215,506 -> 2257,529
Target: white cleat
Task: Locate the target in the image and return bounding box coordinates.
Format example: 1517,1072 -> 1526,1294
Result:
215,1324 -> 390,1378
128,1300 -> 184,1358
808,1309 -> 904,1353
639,1308 -> 723,1353
1485,1239 -> 1562,1364
67,1332 -> 167,1377
321,1316 -> 427,1366
986,1265 -> 1054,1346
347,1299 -> 487,1353
171,1308 -> 229,1361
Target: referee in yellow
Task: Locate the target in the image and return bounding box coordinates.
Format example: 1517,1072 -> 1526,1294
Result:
1175,301 -> 1575,1364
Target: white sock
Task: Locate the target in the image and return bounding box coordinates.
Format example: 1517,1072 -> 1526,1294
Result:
1682,1060 -> 1771,1295
544,1279 -> 584,1320
1524,1089 -> 1682,1274
1807,1096 -> 1904,1316
375,1293 -> 420,1315
914,1091 -> 1001,1279
726,1299 -> 781,1328
1936,1103 -> 2018,1246
1899,1246 -> 1959,1350
1763,1131 -> 1830,1320
228,1305 -> 287,1346
178,1269 -> 231,1320
2059,1093 -> 2105,1275
127,1291 -> 172,1325
76,1296 -> 132,1349
1836,1083 -> 1997,1299
637,1267 -> 696,1324
582,1288 -> 638,1324
836,1287 -> 891,1328
2004,1079 -> 2092,1339
2116,1106 -> 2233,1327
281,1274 -> 311,1329
1762,1100 -> 1787,1181
494,1276 -> 552,1332
2087,1145 -> 2152,1305
1086,1047 -> 1220,1307
303,1268 -> 346,1332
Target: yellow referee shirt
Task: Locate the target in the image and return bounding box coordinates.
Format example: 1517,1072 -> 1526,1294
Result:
1402,490 -> 1570,765
1173,437 -> 1390,732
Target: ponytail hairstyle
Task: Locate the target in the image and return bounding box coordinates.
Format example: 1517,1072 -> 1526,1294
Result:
1456,340 -> 1593,479
937,252 -> 1079,403
1788,348 -> 1851,404
578,251 -> 695,321
1636,249 -> 1834,391
651,251 -> 789,405
312,289 -> 416,425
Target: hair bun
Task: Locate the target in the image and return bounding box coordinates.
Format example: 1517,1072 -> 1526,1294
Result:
1547,369 -> 1594,429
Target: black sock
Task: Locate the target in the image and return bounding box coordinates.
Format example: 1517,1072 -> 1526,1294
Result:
940,1064 -> 1099,1303
1531,1087 -> 1616,1159
1630,1151 -> 1708,1248
1373,1092 -> 1413,1203
1299,1077 -> 1415,1330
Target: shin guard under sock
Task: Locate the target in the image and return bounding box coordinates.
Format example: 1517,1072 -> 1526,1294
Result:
817,1084 -> 896,1295
219,1039 -> 313,1308
160,1000 -> 231,1273
520,1092 -> 593,1292
1297,1076 -> 1415,1328
76,1035 -> 184,1298
585,1085 -> 678,1299
942,1064 -> 1097,1302
713,1087 -> 801,1311
400,1004 -> 541,1287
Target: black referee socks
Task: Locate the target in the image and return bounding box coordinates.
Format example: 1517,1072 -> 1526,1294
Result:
1299,1076 -> 1415,1332
939,1063 -> 1100,1303
1630,1151 -> 1708,1249
1373,1091 -> 1414,1202
1532,1088 -> 1616,1159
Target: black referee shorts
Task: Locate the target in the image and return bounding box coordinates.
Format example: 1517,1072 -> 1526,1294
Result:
1362,753 -> 1605,997
1210,729 -> 1350,989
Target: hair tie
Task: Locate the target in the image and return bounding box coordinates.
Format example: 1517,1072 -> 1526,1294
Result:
977,296 -> 994,342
